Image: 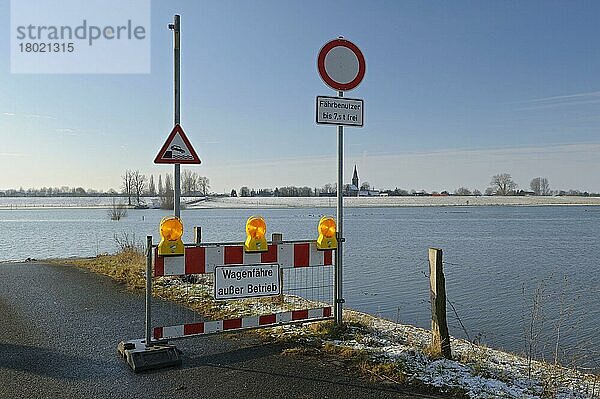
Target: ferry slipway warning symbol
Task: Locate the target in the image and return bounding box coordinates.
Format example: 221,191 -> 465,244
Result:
154,124 -> 201,164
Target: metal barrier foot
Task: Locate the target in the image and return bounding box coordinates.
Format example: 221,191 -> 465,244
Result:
117,339 -> 182,372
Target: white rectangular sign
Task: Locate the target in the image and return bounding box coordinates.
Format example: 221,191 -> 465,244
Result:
214,264 -> 280,300
316,96 -> 364,127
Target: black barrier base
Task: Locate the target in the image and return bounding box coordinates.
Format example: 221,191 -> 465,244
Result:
117,339 -> 182,372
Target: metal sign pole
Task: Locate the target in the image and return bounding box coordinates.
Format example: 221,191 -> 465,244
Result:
317,37 -> 364,326
172,14 -> 181,218
335,90 -> 344,325
145,235 -> 152,345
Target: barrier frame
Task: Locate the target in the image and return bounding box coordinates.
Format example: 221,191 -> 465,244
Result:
145,233 -> 336,345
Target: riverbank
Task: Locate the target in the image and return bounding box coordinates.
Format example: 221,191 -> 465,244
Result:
50,252 -> 599,398
1,195 -> 600,209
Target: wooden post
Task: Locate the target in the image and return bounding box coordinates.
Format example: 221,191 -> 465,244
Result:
272,233 -> 284,303
271,233 -> 283,244
193,227 -> 201,244
188,227 -> 201,283
428,248 -> 451,359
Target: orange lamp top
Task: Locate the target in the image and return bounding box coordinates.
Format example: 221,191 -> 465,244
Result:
246,216 -> 266,239
319,216 -> 336,238
160,216 -> 183,241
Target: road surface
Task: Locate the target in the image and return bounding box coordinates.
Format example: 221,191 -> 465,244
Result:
0,262 -> 444,399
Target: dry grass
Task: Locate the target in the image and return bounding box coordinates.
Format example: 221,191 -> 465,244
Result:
55,250 -> 146,290
54,252 -> 304,322
53,251 -> 231,319
321,342 -> 411,386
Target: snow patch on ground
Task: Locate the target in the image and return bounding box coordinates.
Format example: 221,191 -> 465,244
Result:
156,278 -> 599,398
276,310 -> 600,398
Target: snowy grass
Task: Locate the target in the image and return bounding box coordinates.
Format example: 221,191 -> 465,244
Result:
267,310 -> 600,399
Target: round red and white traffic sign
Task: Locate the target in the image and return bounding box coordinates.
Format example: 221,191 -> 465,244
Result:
317,38 -> 366,92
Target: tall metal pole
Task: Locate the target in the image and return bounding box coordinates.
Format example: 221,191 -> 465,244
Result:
334,90 -> 344,324
172,15 -> 181,218
145,235 -> 152,346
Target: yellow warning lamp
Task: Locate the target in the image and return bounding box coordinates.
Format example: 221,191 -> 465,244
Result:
244,216 -> 268,252
317,216 -> 337,250
158,216 -> 185,256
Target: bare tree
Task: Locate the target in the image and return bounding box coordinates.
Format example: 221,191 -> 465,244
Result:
148,175 -> 156,196
454,187 -> 472,196
158,175 -> 163,195
160,173 -> 174,209
490,173 -> 517,196
530,177 -> 550,196
113,232 -> 142,253
240,186 -> 250,197
107,197 -> 127,220
322,183 -> 334,194
132,170 -> 147,205
181,169 -> 198,195
198,176 -> 210,196
360,182 -> 371,191
540,178 -> 550,196
121,170 -> 134,206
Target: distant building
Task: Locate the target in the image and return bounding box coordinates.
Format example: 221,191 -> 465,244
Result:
345,165 -> 360,196
358,189 -> 380,197
345,165 -> 379,196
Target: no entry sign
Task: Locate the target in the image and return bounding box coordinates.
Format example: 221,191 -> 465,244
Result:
317,38 -> 366,92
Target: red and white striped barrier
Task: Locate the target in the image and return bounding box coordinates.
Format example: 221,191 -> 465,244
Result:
153,307 -> 332,340
154,241 -> 334,277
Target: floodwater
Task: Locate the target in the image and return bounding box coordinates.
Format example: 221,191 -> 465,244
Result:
1,205 -> 598,370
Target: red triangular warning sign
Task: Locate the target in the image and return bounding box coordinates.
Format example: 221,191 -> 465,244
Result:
154,124 -> 201,164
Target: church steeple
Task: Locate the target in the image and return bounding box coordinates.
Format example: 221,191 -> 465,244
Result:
352,165 -> 359,188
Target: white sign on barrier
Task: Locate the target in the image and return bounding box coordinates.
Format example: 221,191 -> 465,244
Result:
214,264 -> 280,300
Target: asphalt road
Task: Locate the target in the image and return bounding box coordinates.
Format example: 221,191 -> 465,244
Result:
0,262 -> 443,399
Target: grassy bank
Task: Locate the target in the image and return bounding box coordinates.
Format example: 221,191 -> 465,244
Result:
54,252 -> 599,398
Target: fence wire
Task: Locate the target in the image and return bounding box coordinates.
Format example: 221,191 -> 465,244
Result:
152,263 -> 334,331
283,265 -> 333,306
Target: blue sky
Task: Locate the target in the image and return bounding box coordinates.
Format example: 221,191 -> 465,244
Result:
1,0 -> 600,193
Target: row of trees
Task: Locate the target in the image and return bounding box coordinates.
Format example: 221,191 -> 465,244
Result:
0,186 -> 118,197
485,174 -> 551,196
231,182 -> 378,198
233,186 -> 317,197
225,175 -> 559,198
121,170 -> 210,206
415,175 -> 551,197
2,172 -> 597,199
384,175 -> 552,197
